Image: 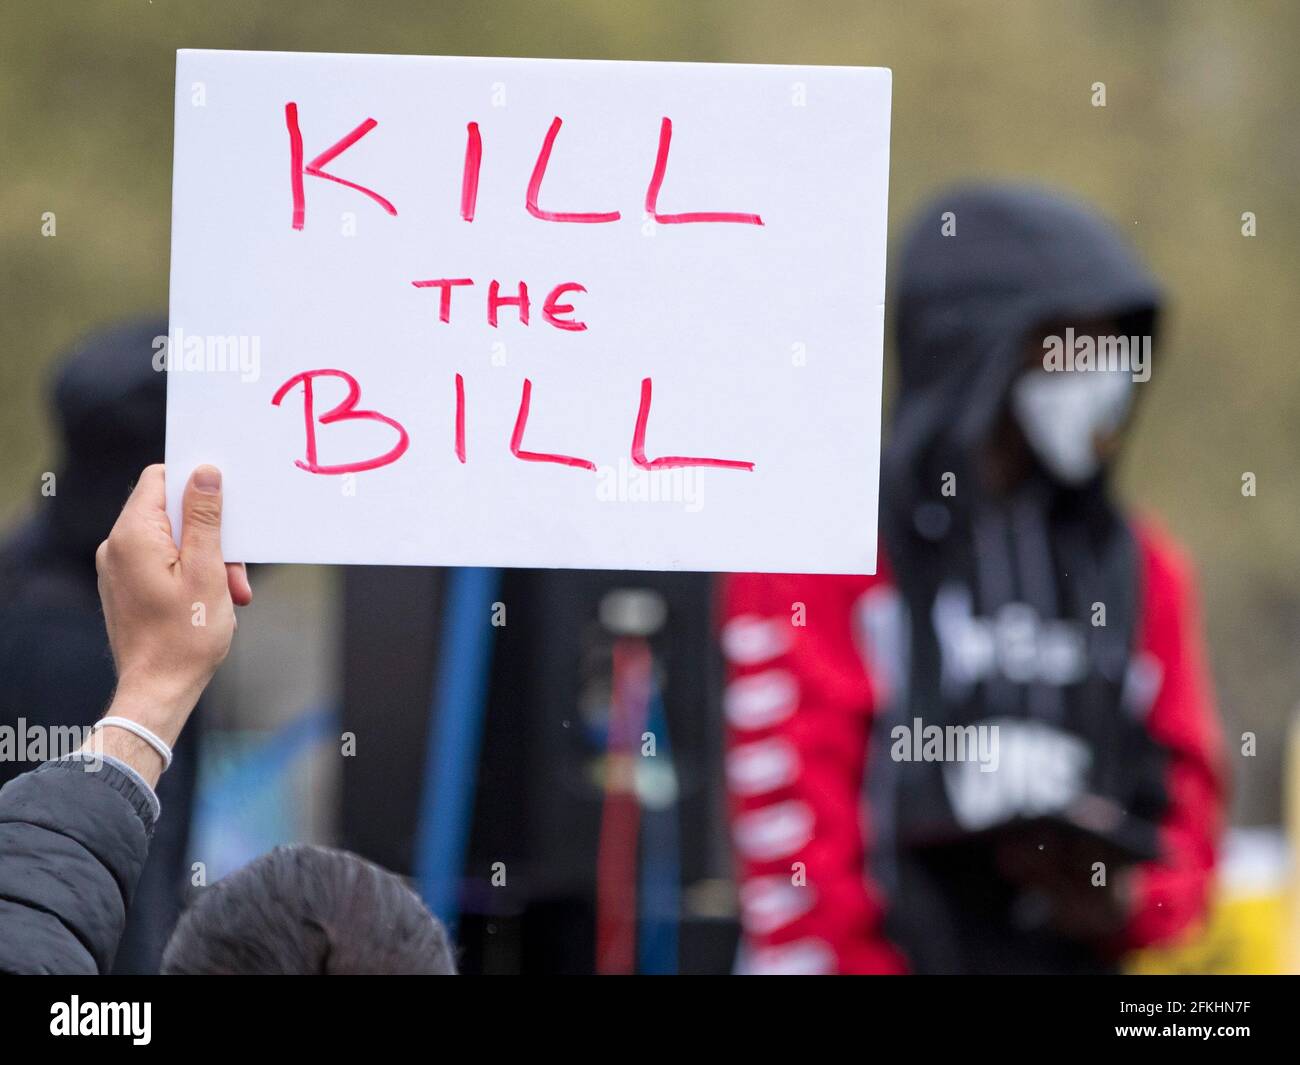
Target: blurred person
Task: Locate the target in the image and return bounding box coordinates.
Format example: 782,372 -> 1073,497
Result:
161,844 -> 457,975
721,185 -> 1226,974
0,318 -> 201,973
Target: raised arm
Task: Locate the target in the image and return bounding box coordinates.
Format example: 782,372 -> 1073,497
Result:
0,465 -> 249,974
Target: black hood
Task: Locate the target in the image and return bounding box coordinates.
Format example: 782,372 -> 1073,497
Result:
884,183 -> 1162,523
7,317 -> 167,573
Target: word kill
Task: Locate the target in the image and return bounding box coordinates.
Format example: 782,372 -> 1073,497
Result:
284,104 -> 765,229
270,369 -> 755,475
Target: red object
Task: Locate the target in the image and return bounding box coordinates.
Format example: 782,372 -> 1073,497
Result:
526,116 -> 621,224
719,518 -> 1225,974
285,103 -> 397,230
461,122 -> 482,222
595,638 -> 654,974
509,378 -> 596,471
644,117 -> 764,226
453,373 -> 466,464
1114,519 -> 1226,952
412,278 -> 474,323
542,283 -> 588,332
271,368 -> 409,475
488,280 -> 530,327
631,378 -> 754,472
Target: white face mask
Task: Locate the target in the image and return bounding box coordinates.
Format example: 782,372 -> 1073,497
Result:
1010,369 -> 1133,485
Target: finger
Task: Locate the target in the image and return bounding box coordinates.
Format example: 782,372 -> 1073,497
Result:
179,465 -> 226,571
226,562 -> 253,606
120,464 -> 168,520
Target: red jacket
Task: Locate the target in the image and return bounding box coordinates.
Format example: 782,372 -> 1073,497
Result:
720,519 -> 1225,974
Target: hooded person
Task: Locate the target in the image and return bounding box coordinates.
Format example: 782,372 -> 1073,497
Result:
0,317 -> 199,974
720,184 -> 1225,974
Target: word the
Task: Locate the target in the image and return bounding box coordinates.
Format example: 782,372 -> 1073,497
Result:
411,277 -> 587,330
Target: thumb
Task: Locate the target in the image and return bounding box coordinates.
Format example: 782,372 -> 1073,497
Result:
180,465 -> 226,571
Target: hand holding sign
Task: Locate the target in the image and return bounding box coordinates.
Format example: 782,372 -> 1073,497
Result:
97,465 -> 251,763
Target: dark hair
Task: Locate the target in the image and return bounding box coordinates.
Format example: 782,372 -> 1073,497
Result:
161,844 -> 456,975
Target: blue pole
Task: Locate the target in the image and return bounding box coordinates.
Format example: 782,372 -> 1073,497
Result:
414,566 -> 501,928
637,685 -> 680,974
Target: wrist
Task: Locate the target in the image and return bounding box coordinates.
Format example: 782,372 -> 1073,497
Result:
82,725 -> 167,790
108,671 -> 204,746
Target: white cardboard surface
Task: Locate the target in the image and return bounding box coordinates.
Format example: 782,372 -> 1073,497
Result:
166,50 -> 891,572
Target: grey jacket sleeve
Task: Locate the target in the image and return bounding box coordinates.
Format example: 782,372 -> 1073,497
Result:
0,755 -> 157,974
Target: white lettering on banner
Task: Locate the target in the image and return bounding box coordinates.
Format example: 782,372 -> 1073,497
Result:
49,997 -> 151,1046
942,718 -> 1091,831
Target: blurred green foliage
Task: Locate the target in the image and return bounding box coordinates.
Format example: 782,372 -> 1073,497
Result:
2,0 -> 1297,820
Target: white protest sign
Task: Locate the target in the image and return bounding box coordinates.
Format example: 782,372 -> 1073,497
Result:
166,50 -> 891,573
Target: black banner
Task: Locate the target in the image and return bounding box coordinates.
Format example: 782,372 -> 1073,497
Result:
0,974 -> 1289,1052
